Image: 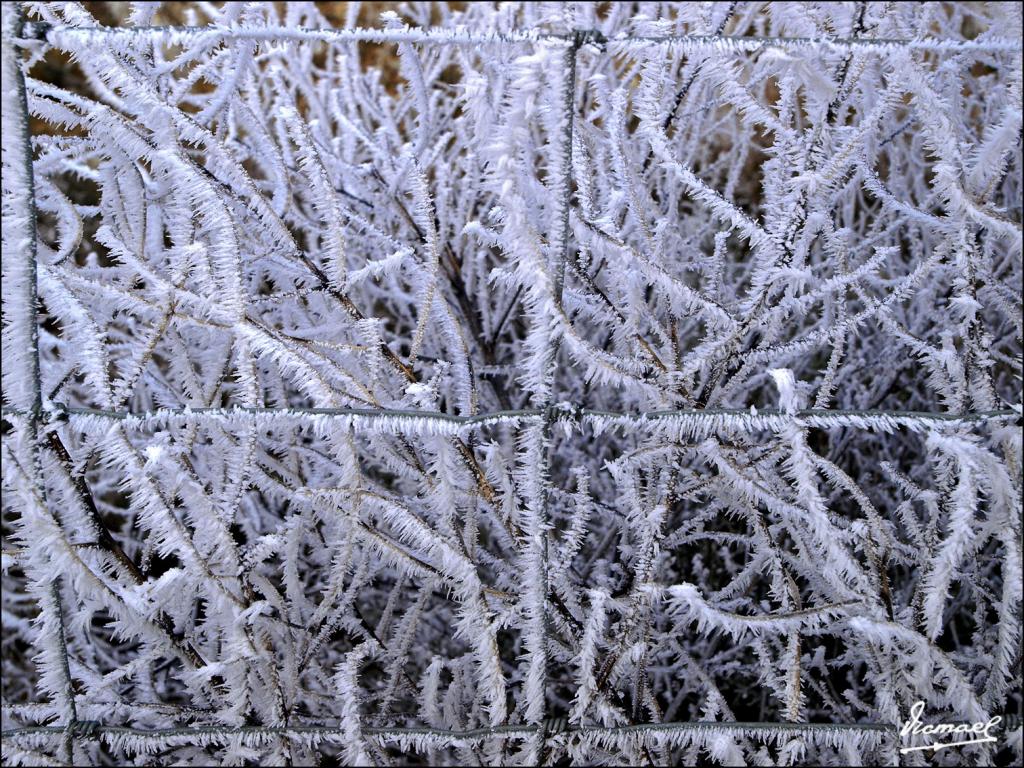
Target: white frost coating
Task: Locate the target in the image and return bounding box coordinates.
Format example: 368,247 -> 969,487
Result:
334,643 -> 378,766
2,2 -> 38,413
142,444 -> 164,465
2,2 -> 1021,767
569,588 -> 609,724
769,368 -> 799,414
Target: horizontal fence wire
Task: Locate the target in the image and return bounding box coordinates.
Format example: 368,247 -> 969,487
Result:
1,719 -> 897,743
1,404 -> 1018,434
19,21 -> 1024,53
2,9 -> 1018,764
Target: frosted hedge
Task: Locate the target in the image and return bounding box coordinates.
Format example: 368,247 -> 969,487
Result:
1,2 -> 1021,766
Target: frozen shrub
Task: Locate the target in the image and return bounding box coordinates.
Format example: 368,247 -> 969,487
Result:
2,2 -> 1021,765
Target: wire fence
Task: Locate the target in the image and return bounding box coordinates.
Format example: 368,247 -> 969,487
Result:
2,4 -> 1021,765
1,719 -> 899,752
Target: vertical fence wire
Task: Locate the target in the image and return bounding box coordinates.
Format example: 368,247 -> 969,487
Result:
2,3 -> 81,765
1,4 -> 40,416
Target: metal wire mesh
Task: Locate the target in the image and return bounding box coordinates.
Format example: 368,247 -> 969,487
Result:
2,5 -> 1020,765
